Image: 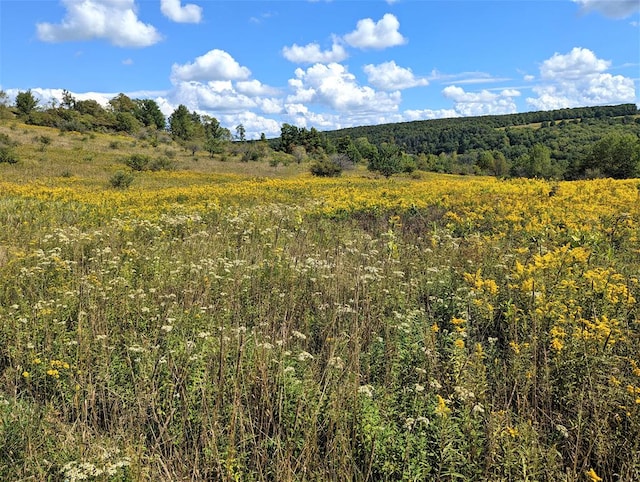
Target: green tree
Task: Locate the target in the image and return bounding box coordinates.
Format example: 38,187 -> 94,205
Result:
280,123 -> 299,153
368,142 -> 403,178
202,115 -> 230,157
354,137 -> 378,162
586,132 -> 640,179
526,143 -> 553,178
292,145 -> 307,164
235,123 -> 246,142
134,99 -> 165,129
169,104 -> 196,141
15,90 -> 38,116
61,90 -> 76,109
492,151 -> 509,177
115,111 -> 141,134
74,99 -> 106,117
108,93 -> 137,114
476,150 -> 495,173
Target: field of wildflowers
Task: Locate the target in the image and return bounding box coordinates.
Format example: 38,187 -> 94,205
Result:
1,123 -> 639,481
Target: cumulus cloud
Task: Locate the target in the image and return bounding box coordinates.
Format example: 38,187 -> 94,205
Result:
539,47 -> 609,79
443,85 -> 520,116
235,80 -> 279,97
282,40 -> 348,64
222,112 -> 281,138
36,0 -> 161,48
160,0 -> 202,23
287,62 -> 401,113
170,80 -> 258,113
171,49 -> 251,82
572,0 -> 640,19
526,47 -> 635,110
363,61 -> 428,90
344,13 -> 407,49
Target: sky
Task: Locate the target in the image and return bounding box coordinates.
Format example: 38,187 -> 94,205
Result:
0,0 -> 638,139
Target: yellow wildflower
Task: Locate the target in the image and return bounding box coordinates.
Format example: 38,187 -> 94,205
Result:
509,341 -> 521,355
454,339 -> 465,350
551,338 -> 564,351
505,426 -> 518,438
435,395 -> 451,417
585,468 -> 602,482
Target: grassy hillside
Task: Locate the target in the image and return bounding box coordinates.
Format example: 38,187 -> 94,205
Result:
1,120 -> 640,481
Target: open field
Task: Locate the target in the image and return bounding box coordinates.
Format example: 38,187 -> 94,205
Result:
1,122 -> 639,481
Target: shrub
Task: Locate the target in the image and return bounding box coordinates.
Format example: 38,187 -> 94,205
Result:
0,146 -> 18,164
310,159 -> 342,177
123,154 -> 151,171
148,156 -> 176,172
109,170 -> 134,189
0,133 -> 15,146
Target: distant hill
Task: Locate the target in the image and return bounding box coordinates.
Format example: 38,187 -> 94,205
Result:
318,103 -> 640,179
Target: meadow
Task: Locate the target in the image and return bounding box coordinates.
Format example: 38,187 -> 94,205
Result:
1,122 -> 639,481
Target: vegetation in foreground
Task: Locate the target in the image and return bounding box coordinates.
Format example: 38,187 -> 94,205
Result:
0,120 -> 639,481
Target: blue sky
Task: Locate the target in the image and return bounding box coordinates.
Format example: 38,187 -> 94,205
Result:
1,0 -> 638,138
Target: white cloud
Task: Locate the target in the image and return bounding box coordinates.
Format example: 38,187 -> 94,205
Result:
429,69 -> 512,86
443,85 -> 520,116
572,0 -> 640,19
526,47 -> 635,110
4,87 -> 113,107
287,62 -> 401,113
171,50 -> 251,82
403,109 -> 459,121
219,111 -> 281,138
160,0 -> 202,23
122,58 -> 134,66
539,47 -> 609,80
171,81 -> 257,113
36,0 -> 161,48
363,61 -> 428,90
235,80 -> 279,97
344,13 -> 407,49
282,40 -> 348,64
256,97 -> 283,115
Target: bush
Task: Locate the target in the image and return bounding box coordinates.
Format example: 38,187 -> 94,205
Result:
148,156 -> 176,172
0,146 -> 18,164
109,170 -> 134,189
123,154 -> 175,172
0,133 -> 16,147
123,154 -> 151,171
310,159 -> 342,177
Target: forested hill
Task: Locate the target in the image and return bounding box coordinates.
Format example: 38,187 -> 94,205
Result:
318,103 -> 640,179
323,104 -> 638,154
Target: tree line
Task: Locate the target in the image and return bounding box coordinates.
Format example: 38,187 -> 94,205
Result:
1,90 -> 639,179
316,104 -> 640,179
